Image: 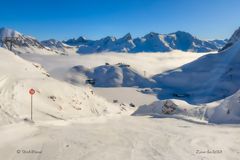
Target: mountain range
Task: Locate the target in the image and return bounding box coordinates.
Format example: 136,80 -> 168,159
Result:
64,31 -> 227,53
0,27 -> 227,54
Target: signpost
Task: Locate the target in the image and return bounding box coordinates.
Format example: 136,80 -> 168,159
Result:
29,88 -> 35,121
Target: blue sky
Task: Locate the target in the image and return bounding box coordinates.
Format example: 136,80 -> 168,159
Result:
0,0 -> 240,40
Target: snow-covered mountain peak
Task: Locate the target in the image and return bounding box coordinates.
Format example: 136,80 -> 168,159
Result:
41,39 -> 77,54
0,27 -> 21,39
121,33 -> 132,41
41,39 -> 66,49
220,27 -> 240,51
174,30 -> 193,36
229,27 -> 240,43
144,32 -> 160,39
100,36 -> 117,42
173,31 -> 195,40
0,27 -> 61,55
76,36 -> 87,43
62,36 -> 89,46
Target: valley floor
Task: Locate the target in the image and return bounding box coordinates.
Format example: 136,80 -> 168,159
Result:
0,116 -> 240,160
93,87 -> 158,107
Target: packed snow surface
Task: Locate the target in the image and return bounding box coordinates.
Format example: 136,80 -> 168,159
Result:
93,87 -> 158,107
0,116 -> 240,160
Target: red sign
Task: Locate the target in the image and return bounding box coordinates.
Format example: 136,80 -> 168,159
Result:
29,88 -> 35,95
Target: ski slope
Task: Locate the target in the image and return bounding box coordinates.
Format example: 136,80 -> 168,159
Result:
0,116 -> 239,160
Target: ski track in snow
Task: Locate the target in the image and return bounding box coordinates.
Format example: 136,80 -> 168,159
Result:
1,116 -> 240,160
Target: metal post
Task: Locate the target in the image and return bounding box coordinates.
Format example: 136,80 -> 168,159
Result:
31,95 -> 33,121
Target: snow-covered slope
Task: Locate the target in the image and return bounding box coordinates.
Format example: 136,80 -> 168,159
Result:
0,28 -> 57,55
0,48 -> 129,125
65,31 -> 226,54
209,90 -> 240,124
68,64 -> 156,87
152,36 -> 240,104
